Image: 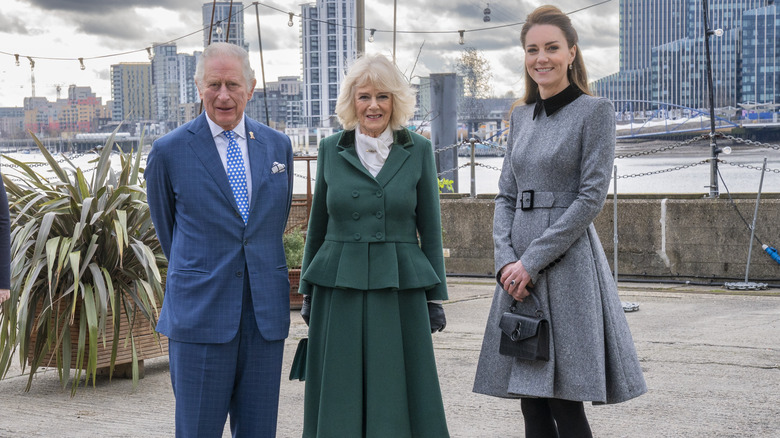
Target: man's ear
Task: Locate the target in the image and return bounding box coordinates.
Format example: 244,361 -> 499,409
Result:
247,79 -> 258,101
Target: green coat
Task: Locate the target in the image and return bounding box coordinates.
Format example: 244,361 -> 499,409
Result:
300,128 -> 450,436
299,128 -> 448,300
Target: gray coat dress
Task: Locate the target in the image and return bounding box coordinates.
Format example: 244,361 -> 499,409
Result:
472,94 -> 647,404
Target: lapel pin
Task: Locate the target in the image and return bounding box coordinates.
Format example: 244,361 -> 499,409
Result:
249,131 -> 255,140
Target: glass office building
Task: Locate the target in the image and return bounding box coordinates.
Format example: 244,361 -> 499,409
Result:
742,4 -> 780,107
593,0 -> 775,110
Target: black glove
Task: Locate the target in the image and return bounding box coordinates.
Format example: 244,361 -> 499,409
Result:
301,295 -> 311,326
427,302 -> 446,333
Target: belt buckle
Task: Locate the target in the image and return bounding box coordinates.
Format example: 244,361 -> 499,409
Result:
520,190 -> 534,211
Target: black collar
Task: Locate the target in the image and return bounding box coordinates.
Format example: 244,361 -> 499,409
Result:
532,84 -> 584,119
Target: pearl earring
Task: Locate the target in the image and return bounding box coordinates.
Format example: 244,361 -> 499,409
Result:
568,64 -> 573,70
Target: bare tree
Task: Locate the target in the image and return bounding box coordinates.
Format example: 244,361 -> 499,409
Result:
456,47 -> 493,99
456,47 -> 493,136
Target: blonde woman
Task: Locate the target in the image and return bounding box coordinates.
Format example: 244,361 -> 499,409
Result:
298,53 -> 449,438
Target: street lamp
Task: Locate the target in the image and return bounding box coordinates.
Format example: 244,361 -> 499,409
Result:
703,0 -> 723,198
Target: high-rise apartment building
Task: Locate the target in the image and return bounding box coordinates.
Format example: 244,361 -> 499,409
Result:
151,43 -> 179,128
151,43 -> 200,131
178,53 -> 200,106
300,0 -> 357,128
110,62 -> 153,122
246,76 -> 305,130
593,0 -> 775,110
203,1 -> 248,51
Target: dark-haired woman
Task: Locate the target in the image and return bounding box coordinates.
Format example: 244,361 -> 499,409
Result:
473,5 -> 646,437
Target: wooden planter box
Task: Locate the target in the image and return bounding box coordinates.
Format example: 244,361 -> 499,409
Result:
28,300 -> 168,370
289,268 -> 303,310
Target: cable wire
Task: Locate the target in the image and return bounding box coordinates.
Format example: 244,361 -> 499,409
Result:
717,166 -> 764,246
1,0 -> 614,63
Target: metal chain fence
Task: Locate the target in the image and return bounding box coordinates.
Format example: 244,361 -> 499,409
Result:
1,131 -> 778,188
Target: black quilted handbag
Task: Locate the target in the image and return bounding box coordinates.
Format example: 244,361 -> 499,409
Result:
498,292 -> 550,361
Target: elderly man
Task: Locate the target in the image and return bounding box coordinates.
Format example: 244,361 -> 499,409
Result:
146,42 -> 293,437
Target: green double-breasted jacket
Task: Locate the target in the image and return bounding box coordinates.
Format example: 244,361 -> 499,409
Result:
299,128 -> 448,301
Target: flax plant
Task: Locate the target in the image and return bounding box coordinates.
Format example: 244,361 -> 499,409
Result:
0,130 -> 166,395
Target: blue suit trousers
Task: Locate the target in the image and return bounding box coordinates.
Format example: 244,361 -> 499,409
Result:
168,273 -> 284,437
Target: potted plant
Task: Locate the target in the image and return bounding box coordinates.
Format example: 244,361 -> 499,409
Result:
283,226 -> 305,310
0,130 -> 167,395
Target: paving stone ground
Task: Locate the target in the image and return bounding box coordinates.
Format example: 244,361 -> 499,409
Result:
1,278 -> 779,437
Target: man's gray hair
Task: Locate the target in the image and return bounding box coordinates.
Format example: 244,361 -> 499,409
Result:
194,42 -> 255,90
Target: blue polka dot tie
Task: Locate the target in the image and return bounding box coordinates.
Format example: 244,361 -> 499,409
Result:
224,130 -> 249,224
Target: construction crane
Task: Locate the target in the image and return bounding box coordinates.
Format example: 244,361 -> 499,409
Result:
28,57 -> 36,98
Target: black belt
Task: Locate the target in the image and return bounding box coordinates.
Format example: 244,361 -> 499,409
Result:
519,191 -> 578,210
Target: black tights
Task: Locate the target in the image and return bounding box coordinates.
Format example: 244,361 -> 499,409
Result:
520,398 -> 593,438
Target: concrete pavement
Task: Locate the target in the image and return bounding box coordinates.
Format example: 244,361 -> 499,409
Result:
1,277 -> 779,437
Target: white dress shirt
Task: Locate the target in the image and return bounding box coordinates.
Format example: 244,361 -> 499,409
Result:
205,114 -> 253,205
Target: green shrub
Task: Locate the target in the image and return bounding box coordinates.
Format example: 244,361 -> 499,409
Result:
283,227 -> 305,268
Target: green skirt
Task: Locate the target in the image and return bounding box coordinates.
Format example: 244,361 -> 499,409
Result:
302,286 -> 449,438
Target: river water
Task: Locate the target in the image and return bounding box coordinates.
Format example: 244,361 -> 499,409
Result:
450,148 -> 780,195
2,138 -> 778,196
291,139 -> 780,195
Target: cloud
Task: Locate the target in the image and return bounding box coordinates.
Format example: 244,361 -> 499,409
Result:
569,9 -> 620,49
19,0 -> 203,48
71,11 -> 150,41
21,0 -> 193,14
1,0 -> 621,107
95,67 -> 111,82
0,10 -> 40,35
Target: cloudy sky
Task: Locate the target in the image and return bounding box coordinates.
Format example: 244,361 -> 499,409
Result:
0,0 -> 619,108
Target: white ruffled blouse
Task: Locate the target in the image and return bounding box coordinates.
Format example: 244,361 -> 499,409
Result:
355,126 -> 393,177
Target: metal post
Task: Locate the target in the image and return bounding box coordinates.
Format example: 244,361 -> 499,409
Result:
613,165 -> 618,285
254,3 -> 270,126
226,1 -> 233,42
430,73 -> 459,193
469,137 -> 476,198
392,0 -> 397,63
356,0 -> 365,56
745,158 -> 768,283
703,0 -> 719,198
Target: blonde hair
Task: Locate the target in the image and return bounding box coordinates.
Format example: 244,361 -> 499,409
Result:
335,53 -> 416,130
517,5 -> 591,106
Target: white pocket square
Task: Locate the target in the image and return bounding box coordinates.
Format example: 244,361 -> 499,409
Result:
271,162 -> 286,174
